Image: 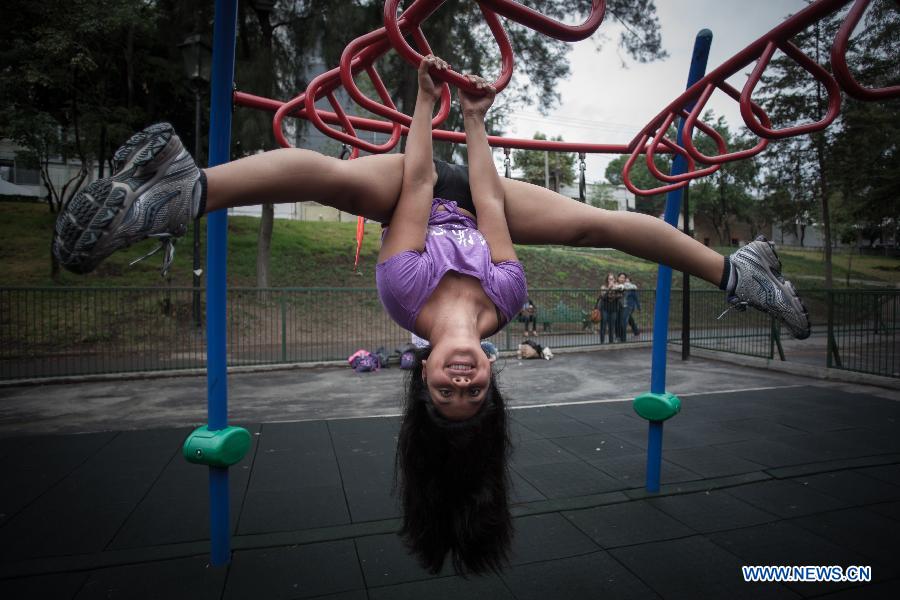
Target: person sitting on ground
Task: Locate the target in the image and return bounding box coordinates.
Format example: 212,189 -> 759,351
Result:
52,54 -> 810,574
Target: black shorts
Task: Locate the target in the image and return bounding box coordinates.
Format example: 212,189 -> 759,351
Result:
433,159 -> 476,216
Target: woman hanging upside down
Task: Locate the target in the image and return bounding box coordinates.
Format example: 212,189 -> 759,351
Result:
53,54 -> 810,574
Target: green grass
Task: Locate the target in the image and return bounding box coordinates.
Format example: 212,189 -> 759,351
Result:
3,201 -> 898,290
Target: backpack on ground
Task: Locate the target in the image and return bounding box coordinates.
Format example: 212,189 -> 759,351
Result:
399,351 -> 416,370
348,349 -> 380,373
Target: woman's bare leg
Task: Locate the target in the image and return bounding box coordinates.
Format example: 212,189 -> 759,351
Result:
204,149 -> 405,223
202,149 -> 722,285
499,178 -> 726,286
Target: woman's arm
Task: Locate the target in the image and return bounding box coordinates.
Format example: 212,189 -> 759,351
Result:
378,55 -> 447,263
460,76 -> 517,264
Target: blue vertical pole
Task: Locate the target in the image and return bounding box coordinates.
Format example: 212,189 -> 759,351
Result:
207,0 -> 238,567
645,29 -> 712,493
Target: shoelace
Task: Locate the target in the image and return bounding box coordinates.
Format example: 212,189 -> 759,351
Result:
129,233 -> 177,277
717,300 -> 748,321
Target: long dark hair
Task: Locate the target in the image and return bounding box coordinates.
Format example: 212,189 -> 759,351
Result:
394,346 -> 513,575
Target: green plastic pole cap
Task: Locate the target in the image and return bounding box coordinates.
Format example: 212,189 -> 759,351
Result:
633,392 -> 681,422
183,425 -> 251,467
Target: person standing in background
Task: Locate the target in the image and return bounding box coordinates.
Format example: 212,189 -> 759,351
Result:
598,272 -> 622,344
618,272 -> 641,338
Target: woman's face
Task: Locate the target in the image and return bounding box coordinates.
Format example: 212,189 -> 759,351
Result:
422,341 -> 491,421
606,274 -> 616,285
617,274 -> 626,284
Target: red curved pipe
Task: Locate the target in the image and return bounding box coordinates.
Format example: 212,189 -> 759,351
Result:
623,135 -> 689,197
629,0 -> 851,149
740,41 -> 842,140
338,23 -> 451,128
383,0 -> 515,94
237,90 -> 634,153
236,0 -> 897,192
681,82 -> 770,165
306,72 -> 404,154
478,0 -> 605,43
831,0 -> 900,101
644,112 -> 721,184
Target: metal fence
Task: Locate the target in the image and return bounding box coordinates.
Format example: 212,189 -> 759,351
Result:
1,286 -> 896,380
827,289 -> 899,378
667,289 -> 778,359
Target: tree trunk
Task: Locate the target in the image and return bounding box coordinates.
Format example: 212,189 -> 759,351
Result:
125,24 -> 134,108
820,188 -> 833,286
41,160 -> 60,213
97,124 -> 107,178
816,136 -> 833,287
253,4 -> 276,289
814,24 -> 833,287
50,235 -> 60,280
397,68 -> 416,154
60,168 -> 88,213
256,202 -> 274,288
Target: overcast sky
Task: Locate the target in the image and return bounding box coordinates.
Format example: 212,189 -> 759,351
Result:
503,0 -> 812,183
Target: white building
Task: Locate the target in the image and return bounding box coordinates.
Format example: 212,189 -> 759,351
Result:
0,139 -> 70,199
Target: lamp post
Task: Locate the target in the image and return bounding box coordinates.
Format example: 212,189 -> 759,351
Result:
179,34 -> 212,328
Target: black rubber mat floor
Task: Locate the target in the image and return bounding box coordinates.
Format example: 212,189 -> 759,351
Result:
1,385 -> 898,599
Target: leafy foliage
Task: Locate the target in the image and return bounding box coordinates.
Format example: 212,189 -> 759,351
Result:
604,151 -> 671,215
756,0 -> 899,282
690,113 -> 761,244
1,0 -> 669,280
511,132 -> 575,191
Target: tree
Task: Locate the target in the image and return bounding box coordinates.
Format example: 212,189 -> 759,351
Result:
754,9 -> 843,280
759,1 -> 898,279
0,0 -> 198,277
351,0 -> 668,159
235,0 -> 282,289
689,113 -> 760,245
604,152 -> 671,215
825,2 -> 900,250
2,0 -> 671,281
589,184 -> 620,210
762,165 -> 816,247
511,133 -> 575,192
242,0 -> 669,283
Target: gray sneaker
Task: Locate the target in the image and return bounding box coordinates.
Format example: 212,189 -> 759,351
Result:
727,236 -> 811,339
53,123 -> 200,275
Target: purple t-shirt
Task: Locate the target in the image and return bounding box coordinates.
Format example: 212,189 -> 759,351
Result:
376,198 -> 528,335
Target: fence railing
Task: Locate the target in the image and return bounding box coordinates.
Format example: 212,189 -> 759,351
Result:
827,289 -> 899,378
667,289 -> 778,359
1,287 -> 896,380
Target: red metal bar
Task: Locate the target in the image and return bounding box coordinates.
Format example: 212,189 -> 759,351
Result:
383,0 -> 515,94
622,0 -> 863,195
831,0 -> 900,101
681,82 -> 771,165
623,135 -> 689,196
628,0 -> 852,151
266,0 -> 604,152
339,21 -> 451,128
477,0 -> 605,43
739,40 -> 842,139
234,90 -> 634,153
232,0 -> 896,192
644,112 -> 721,184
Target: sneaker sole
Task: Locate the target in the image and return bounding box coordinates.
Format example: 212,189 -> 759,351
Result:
54,123 -> 179,274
